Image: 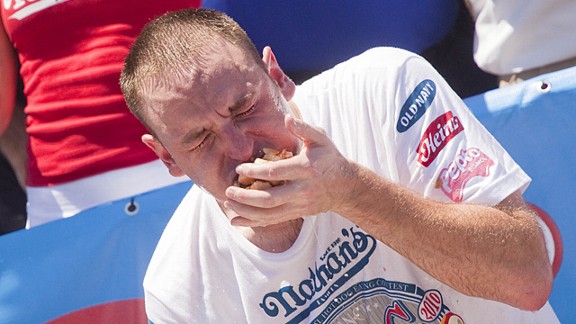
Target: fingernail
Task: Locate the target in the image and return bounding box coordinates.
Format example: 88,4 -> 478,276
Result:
225,188 -> 233,199
290,117 -> 302,132
230,217 -> 246,227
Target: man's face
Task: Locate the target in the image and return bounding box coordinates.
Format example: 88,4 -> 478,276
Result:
145,42 -> 299,203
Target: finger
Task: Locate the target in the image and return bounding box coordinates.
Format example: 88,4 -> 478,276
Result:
236,158 -> 305,182
224,199 -> 289,226
230,216 -> 278,228
230,216 -> 260,227
226,184 -> 291,208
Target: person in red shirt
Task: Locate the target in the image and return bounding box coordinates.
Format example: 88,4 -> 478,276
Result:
0,0 -> 200,228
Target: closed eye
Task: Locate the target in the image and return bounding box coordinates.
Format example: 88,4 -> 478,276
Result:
191,133 -> 210,151
237,104 -> 256,118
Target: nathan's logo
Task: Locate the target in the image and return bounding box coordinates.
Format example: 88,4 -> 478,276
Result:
4,0 -> 69,21
436,147 -> 494,202
417,111 -> 464,167
396,80 -> 436,133
259,227 -> 377,322
311,280 -> 463,324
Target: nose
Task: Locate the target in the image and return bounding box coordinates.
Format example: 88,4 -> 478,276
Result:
221,123 -> 254,161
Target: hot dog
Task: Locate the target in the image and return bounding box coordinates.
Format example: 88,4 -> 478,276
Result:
235,148 -> 293,189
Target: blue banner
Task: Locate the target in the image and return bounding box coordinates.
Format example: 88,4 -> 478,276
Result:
201,0 -> 458,78
0,181 -> 192,323
464,67 -> 576,323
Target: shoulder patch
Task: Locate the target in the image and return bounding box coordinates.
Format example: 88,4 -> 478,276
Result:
397,80 -> 436,133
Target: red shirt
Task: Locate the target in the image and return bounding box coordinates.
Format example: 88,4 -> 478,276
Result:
1,0 -> 200,186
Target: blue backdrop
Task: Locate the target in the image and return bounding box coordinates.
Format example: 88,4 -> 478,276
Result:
201,0 -> 458,80
464,67 -> 576,323
0,181 -> 192,323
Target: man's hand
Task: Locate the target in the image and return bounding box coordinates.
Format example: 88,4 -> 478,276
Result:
224,115 -> 354,227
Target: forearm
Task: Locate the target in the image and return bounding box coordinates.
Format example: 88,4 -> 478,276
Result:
336,162 -> 552,310
226,116 -> 552,309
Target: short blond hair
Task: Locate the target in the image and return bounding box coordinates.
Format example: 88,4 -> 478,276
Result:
120,8 -> 264,132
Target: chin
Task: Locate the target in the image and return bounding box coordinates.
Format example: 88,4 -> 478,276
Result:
196,183 -> 223,200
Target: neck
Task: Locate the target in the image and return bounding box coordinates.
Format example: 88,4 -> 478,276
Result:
219,201 -> 304,252
235,218 -> 304,253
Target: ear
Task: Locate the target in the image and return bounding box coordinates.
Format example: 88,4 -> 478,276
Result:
262,46 -> 296,101
142,134 -> 186,177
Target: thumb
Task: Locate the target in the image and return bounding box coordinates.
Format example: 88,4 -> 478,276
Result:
285,115 -> 328,146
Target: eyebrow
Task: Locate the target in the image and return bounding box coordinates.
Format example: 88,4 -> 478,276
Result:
180,91 -> 255,145
181,126 -> 206,146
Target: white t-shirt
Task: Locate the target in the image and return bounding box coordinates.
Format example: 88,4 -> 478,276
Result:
143,47 -> 559,323
466,0 -> 576,75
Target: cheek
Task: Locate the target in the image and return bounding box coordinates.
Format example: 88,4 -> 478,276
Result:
250,113 -> 288,135
185,153 -> 232,187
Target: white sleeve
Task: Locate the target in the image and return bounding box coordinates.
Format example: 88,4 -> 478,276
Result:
295,47 -> 530,206
380,47 -> 530,205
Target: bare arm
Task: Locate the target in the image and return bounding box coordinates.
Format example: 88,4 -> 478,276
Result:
0,19 -> 17,136
225,116 -> 553,311
337,162 -> 552,311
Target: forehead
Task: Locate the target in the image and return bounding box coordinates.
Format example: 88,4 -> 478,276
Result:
141,41 -> 266,131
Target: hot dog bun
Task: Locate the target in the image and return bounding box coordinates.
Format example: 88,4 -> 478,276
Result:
235,148 -> 293,189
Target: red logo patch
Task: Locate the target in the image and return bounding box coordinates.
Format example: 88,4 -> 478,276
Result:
436,148 -> 494,202
418,290 -> 443,322
417,111 -> 464,167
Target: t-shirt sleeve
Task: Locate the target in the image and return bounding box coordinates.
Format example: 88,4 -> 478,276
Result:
376,48 -> 530,206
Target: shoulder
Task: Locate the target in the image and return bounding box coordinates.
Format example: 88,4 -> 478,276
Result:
338,47 -> 430,74
144,186 -> 204,279
351,47 -> 420,63
299,47 -> 433,92
143,186 -> 209,321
